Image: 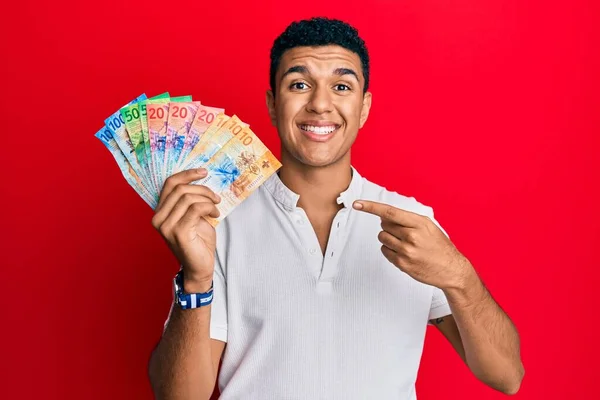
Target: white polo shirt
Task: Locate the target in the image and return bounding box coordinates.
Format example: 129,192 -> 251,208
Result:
206,166 -> 452,399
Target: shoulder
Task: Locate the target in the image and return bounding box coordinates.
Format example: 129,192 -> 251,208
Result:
360,176 -> 436,219
359,175 -> 448,236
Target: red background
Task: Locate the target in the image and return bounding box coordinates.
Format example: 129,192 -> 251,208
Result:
1,0 -> 598,399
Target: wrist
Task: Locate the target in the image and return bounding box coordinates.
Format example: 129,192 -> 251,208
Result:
181,267 -> 213,294
444,262 -> 485,306
183,274 -> 213,294
453,258 -> 477,291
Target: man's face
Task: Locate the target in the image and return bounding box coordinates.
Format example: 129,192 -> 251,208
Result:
266,45 -> 372,168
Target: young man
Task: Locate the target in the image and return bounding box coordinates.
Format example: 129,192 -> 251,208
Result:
149,18 -> 524,400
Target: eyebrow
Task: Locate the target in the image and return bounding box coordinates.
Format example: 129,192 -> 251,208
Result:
281,65 -> 309,80
281,65 -> 360,82
333,67 -> 359,82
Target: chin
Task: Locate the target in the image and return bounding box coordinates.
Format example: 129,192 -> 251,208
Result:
299,158 -> 334,168
291,149 -> 347,169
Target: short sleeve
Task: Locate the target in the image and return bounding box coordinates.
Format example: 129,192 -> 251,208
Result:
209,251 -> 228,342
423,204 -> 450,240
428,286 -> 452,324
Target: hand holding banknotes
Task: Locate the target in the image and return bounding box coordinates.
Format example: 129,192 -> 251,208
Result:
152,168 -> 221,291
96,92 -> 283,289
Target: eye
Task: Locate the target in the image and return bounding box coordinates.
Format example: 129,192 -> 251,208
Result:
290,82 -> 309,90
334,84 -> 351,91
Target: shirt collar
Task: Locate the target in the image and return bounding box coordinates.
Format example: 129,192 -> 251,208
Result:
263,166 -> 364,211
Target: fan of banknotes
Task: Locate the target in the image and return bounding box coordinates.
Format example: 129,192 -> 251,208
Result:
95,92 -> 282,226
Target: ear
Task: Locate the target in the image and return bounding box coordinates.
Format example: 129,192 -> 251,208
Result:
266,90 -> 277,127
359,91 -> 372,129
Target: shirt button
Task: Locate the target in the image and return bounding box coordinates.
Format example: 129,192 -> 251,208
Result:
309,248 -> 317,255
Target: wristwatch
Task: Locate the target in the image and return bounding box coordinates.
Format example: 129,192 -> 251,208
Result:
173,270 -> 214,310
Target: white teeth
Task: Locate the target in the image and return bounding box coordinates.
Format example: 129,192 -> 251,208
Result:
300,125 -> 337,135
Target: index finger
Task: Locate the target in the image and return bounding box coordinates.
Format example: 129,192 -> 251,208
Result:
353,200 -> 419,227
159,168 -> 208,205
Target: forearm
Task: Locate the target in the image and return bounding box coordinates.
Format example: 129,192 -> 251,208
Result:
149,287 -> 217,400
445,263 -> 524,394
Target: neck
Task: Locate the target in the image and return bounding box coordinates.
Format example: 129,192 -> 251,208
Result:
278,149 -> 353,213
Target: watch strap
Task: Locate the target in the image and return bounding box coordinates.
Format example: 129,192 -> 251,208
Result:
174,270 -> 214,310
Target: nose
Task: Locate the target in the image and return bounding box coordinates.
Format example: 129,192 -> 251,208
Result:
306,85 -> 333,114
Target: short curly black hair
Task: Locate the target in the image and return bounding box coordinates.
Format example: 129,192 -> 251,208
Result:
269,17 -> 370,95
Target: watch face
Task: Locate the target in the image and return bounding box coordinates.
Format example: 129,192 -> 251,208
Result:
173,276 -> 180,303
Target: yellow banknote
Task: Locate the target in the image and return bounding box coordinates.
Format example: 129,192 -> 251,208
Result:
203,151 -> 281,226
195,124 -> 282,226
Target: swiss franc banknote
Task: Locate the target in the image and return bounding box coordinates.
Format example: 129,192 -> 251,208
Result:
140,94 -> 170,192
94,126 -> 157,208
123,92 -> 170,195
104,94 -> 147,177
175,104 -> 224,173
165,101 -> 200,179
147,95 -> 192,192
194,123 -> 281,226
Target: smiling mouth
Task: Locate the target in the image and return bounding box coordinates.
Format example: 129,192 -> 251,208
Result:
298,123 -> 340,136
